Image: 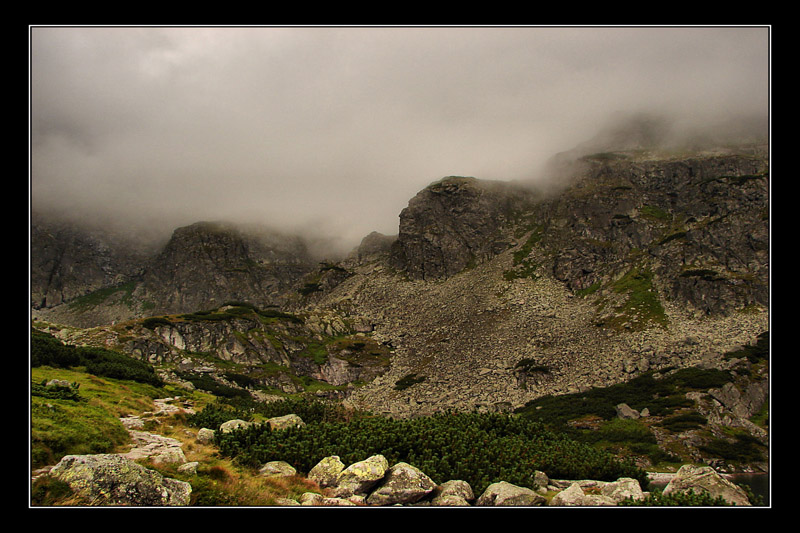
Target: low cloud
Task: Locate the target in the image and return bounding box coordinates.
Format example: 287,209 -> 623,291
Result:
30,26 -> 770,251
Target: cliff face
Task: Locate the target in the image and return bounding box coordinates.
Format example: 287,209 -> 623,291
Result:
390,177 -> 537,280
30,215 -> 155,310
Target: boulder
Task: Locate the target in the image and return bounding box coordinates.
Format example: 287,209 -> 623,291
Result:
476,481 -> 546,506
663,464 -> 751,506
49,454 -> 191,506
550,482 -> 589,506
615,403 -> 640,420
308,455 -> 346,488
197,428 -> 215,443
219,419 -> 252,433
601,477 -> 645,503
259,461 -> 297,478
267,414 -> 305,431
431,479 -> 474,506
334,455 -> 390,496
177,461 -> 199,476
366,462 -> 437,506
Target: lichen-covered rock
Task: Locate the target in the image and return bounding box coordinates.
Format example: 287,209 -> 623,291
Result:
476,481 -> 546,507
49,454 -> 191,506
366,462 -> 437,506
334,455 -> 389,496
308,455 -> 346,488
663,464 -> 751,506
267,413 -> 305,431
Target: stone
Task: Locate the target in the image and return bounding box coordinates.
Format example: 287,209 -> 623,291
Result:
615,403 -> 640,420
219,419 -> 252,433
49,454 -> 191,506
334,455 -> 390,496
550,482 -> 588,506
259,460 -> 297,478
601,477 -> 645,503
177,461 -> 199,476
308,455 -> 346,488
531,470 -> 550,490
267,414 -> 305,431
431,479 -> 474,505
122,430 -> 186,464
476,481 -> 546,506
663,464 -> 751,506
366,462 -> 437,506
197,428 -> 215,443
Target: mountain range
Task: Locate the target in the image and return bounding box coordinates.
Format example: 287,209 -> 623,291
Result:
30,117 -> 769,429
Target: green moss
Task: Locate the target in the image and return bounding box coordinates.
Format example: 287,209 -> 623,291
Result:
604,266 -> 668,331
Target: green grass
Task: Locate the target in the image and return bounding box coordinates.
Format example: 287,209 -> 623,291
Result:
602,266 -> 668,331
30,366 -> 174,468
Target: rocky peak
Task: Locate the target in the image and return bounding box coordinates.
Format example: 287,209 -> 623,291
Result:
139,221 -> 316,315
390,176 -> 538,280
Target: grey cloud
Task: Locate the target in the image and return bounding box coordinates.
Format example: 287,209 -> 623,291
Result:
30,26 -> 769,252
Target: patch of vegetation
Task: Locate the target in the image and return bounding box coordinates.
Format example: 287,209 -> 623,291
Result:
67,282 -> 137,311
215,410 -> 647,495
657,231 -> 687,245
698,432 -> 768,464
142,316 -> 174,330
680,268 -> 726,282
619,488 -> 734,506
31,329 -> 164,387
30,365 -> 171,469
658,411 -> 708,432
639,204 -> 672,223
724,331 -> 769,364
298,282 -> 322,296
603,266 -> 668,331
31,380 -> 81,401
175,371 -> 252,400
394,373 -> 426,391
584,152 -> 630,162
514,358 -> 550,374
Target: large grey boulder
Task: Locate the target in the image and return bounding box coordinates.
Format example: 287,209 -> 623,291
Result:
334,455 -> 389,497
476,481 -> 546,506
49,454 -> 191,506
663,464 -> 751,506
366,462 -> 437,506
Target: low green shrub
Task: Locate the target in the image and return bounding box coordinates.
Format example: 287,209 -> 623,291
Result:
31,330 -> 163,387
215,411 -> 647,495
394,373 -> 426,390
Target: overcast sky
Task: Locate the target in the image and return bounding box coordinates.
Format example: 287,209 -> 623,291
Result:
30,25 -> 770,252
